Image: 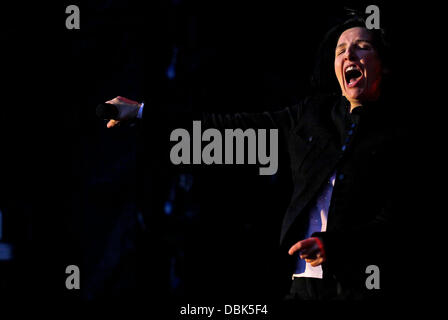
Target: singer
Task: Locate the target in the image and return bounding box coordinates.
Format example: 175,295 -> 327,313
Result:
101,13 -> 408,301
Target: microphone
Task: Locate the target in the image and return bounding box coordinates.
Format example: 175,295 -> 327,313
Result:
96,103 -> 119,120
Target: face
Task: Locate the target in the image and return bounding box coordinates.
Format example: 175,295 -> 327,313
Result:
334,27 -> 382,107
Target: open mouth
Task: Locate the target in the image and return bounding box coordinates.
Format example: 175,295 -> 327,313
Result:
344,65 -> 363,88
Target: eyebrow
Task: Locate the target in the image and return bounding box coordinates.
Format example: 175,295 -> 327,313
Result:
336,39 -> 373,49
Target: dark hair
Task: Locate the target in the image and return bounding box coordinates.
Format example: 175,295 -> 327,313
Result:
310,11 -> 391,95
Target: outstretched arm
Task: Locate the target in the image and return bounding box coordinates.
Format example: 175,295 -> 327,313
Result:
101,95 -> 302,137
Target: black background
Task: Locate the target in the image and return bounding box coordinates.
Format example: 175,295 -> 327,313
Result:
0,0 -> 437,315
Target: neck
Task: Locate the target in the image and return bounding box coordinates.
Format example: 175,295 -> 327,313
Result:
348,100 -> 363,113
347,96 -> 381,113
349,103 -> 362,113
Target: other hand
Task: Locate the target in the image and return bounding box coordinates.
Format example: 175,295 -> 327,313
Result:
288,237 -> 326,267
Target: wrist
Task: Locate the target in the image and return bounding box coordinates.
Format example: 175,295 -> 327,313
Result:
313,237 -> 326,257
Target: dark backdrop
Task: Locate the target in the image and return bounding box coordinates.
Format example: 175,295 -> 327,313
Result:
0,0 -> 432,313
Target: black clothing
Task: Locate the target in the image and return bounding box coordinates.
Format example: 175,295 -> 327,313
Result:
144,93 -> 408,300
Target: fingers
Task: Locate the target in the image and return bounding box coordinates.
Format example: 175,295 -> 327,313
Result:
299,248 -> 319,260
309,257 -> 324,267
103,96 -> 141,125
105,97 -> 119,105
304,257 -> 324,267
105,96 -> 139,106
291,240 -> 314,255
107,119 -> 120,128
305,258 -> 314,264
288,238 -> 316,256
304,251 -> 325,267
288,241 -> 303,255
116,96 -> 139,104
288,237 -> 326,267
106,96 -> 138,105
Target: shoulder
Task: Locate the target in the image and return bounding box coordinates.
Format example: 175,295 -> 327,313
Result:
296,94 -> 343,124
301,93 -> 342,112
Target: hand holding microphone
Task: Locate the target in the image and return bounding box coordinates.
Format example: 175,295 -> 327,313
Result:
96,96 -> 142,128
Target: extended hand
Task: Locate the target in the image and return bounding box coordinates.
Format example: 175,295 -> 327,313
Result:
104,96 -> 142,128
288,237 -> 326,267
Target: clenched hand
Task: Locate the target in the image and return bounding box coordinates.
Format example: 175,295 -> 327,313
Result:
288,237 -> 326,267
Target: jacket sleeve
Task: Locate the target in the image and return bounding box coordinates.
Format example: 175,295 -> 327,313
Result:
201,106 -> 299,140
141,96 -> 304,149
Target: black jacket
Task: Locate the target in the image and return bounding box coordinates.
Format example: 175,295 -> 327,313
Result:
201,93 -> 406,297
144,93 -> 408,299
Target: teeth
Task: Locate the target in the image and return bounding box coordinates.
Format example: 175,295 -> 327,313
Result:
345,65 -> 359,72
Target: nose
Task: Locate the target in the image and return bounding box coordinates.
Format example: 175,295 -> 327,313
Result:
344,45 -> 357,61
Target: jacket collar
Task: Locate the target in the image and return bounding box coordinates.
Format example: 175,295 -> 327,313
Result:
331,95 -> 390,143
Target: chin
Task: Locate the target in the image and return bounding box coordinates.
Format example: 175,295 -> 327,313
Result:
345,91 -> 364,102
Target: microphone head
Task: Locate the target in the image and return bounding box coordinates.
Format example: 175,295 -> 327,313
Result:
96,103 -> 119,120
